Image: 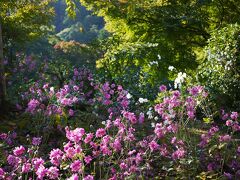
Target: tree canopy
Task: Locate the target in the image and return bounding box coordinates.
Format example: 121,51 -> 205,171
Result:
55,0 -> 105,44
65,0 -> 240,84
0,0 -> 54,45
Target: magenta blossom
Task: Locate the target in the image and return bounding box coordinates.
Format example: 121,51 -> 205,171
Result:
36,165 -> 48,180
219,135 -> 231,142
83,175 -> 94,180
123,111 -> 137,124
0,168 -> 5,179
159,85 -> 167,92
149,140 -> 160,151
70,160 -> 82,172
47,166 -> 59,179
230,112 -> 238,120
84,155 -> 93,164
66,127 -> 85,143
69,109 -> 74,116
0,133 -> 7,140
32,158 -> 44,170
22,163 -> 31,173
172,148 -> 185,160
7,155 -> 20,166
49,149 -> 63,166
96,128 -> 106,138
26,99 -> 40,114
32,137 -> 42,146
84,133 -> 94,144
13,146 -> 25,156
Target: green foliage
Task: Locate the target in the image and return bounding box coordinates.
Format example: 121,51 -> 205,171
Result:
65,0 -> 77,18
197,24 -> 240,110
56,22 -> 101,43
68,0 -> 240,88
0,0 -> 54,44
53,40 -> 97,69
54,0 -> 106,44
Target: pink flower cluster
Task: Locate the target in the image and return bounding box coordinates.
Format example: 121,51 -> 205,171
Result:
23,68 -> 132,122
222,111 -> 240,131
2,78 -> 240,179
98,82 -> 130,115
155,85 -> 208,121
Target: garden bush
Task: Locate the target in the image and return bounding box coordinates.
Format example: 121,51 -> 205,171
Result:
1,72 -> 240,179
197,24 -> 240,111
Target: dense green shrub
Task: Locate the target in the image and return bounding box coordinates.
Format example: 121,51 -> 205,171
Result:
197,24 -> 240,111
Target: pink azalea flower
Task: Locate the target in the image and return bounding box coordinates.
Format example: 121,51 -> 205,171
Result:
70,160 -> 82,172
84,155 -> 93,164
159,85 -> 167,92
22,163 -> 31,173
47,166 -> 59,179
83,175 -> 94,180
32,158 -> 44,170
96,128 -> 106,138
32,137 -> 42,146
36,165 -> 48,180
49,149 -> 63,166
13,146 -> 25,156
149,141 -> 160,151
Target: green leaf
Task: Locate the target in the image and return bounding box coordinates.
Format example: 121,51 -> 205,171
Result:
65,0 -> 76,18
203,117 -> 213,124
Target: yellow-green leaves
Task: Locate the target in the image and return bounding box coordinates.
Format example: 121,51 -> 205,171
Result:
65,0 -> 76,18
203,117 -> 213,124
1,0 -> 54,43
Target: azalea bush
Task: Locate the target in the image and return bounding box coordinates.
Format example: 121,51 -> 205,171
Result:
5,53 -> 72,105
1,56 -> 240,179
1,77 -> 240,179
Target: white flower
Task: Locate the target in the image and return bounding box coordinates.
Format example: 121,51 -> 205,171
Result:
146,43 -> 158,47
154,116 -> 159,121
174,72 -> 187,89
50,87 -> 54,92
168,66 -> 175,71
157,54 -> 161,60
126,93 -> 132,99
196,100 -> 201,105
164,120 -> 170,125
147,110 -> 153,119
138,98 -> 148,103
151,122 -> 156,128
101,121 -> 106,125
149,61 -> 159,66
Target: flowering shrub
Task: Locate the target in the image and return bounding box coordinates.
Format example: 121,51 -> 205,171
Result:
24,67 -> 95,116
197,110 -> 240,178
10,63 -> 135,143
155,85 -> 208,122
5,53 -> 79,108
1,81 -> 240,179
1,54 -> 240,179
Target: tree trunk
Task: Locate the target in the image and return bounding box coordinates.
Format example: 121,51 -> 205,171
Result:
0,22 -> 7,110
